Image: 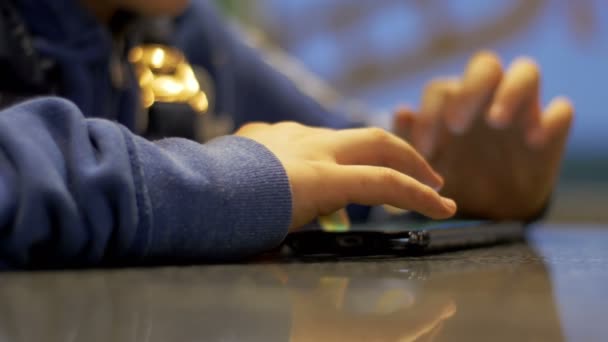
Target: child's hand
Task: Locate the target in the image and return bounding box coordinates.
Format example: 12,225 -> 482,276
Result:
236,122 -> 456,230
393,51 -> 574,219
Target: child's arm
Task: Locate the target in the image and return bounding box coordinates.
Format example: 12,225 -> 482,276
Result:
0,97 -> 292,268
0,97 -> 453,269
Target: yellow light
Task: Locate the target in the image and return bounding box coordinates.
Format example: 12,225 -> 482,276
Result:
128,47 -> 143,63
175,64 -> 199,93
141,88 -> 155,109
129,44 -> 211,113
185,75 -> 200,93
190,92 -> 209,113
137,67 -> 154,87
150,48 -> 166,68
152,77 -> 184,97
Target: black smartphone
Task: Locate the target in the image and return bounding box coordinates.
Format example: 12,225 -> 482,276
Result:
284,216 -> 525,256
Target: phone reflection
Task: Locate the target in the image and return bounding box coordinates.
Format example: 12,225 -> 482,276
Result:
282,244 -> 564,341
0,243 -> 563,341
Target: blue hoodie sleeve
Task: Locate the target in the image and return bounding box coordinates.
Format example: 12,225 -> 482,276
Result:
173,0 -> 358,130
0,97 -> 292,268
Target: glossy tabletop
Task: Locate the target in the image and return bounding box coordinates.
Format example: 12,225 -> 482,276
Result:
1,223 -> 607,341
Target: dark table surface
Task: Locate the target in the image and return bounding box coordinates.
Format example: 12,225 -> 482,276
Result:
1,222 -> 607,341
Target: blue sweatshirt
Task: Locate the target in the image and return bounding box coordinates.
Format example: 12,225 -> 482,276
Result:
0,0 -> 355,268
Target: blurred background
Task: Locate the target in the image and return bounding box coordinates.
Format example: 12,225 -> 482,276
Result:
214,0 -> 607,221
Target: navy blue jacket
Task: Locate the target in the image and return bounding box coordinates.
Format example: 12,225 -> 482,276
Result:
0,0 -> 355,268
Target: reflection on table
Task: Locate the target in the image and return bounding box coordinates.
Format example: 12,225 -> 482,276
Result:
0,223 -> 606,341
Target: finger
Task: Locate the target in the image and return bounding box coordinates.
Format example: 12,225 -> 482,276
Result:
393,105 -> 416,141
331,165 -> 457,219
413,78 -> 458,157
446,51 -> 503,134
236,122 -> 270,130
487,57 -> 541,130
235,122 -> 271,136
330,127 -> 444,190
275,121 -> 335,136
527,97 -> 574,148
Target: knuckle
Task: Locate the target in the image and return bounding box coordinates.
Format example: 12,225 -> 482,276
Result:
424,79 -> 445,94
422,88 -> 447,117
413,186 -> 436,204
378,168 -> 400,186
276,121 -> 302,130
307,160 -> 326,177
236,122 -> 266,134
423,78 -> 459,103
367,127 -> 391,143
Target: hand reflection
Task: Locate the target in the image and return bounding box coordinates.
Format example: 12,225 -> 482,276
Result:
287,276 -> 456,342
0,243 -> 564,342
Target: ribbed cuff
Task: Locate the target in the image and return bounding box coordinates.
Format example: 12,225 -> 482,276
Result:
131,135 -> 292,261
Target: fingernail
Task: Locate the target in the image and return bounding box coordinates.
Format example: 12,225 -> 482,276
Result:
422,176 -> 443,192
526,128 -> 544,148
433,173 -> 444,191
448,105 -> 473,135
448,114 -> 467,135
419,134 -> 434,158
426,180 -> 443,193
441,198 -> 457,212
487,105 -> 507,129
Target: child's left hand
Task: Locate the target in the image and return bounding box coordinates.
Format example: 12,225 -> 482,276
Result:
393,51 -> 574,219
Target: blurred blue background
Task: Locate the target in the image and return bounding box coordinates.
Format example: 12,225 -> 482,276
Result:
217,0 -> 607,181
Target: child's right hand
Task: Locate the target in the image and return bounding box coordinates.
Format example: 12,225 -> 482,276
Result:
235,122 -> 457,230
